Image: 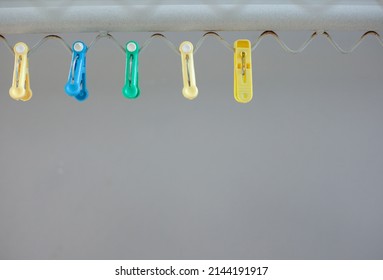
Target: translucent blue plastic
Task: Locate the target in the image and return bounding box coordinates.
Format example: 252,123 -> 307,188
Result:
65,41 -> 89,102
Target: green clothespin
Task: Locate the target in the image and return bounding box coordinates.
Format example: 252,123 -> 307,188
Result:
122,41 -> 140,99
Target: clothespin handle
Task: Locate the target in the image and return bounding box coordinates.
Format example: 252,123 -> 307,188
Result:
122,41 -> 140,99
180,41 -> 198,100
65,41 -> 89,102
9,42 -> 32,101
234,39 -> 253,103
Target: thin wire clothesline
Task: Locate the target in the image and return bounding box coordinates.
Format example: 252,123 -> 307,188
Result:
1,31 -> 383,58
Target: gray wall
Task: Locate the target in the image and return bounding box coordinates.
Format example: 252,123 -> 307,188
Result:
0,31 -> 382,259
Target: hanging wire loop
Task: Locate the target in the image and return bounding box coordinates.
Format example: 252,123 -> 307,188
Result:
0,31 -> 382,58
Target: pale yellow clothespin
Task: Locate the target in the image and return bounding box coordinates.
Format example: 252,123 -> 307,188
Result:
179,41 -> 198,100
234,40 -> 252,103
9,42 -> 32,101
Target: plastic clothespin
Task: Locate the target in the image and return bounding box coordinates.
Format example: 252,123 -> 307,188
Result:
122,41 -> 140,99
179,41 -> 198,100
65,41 -> 89,102
9,42 -> 32,101
234,39 -> 253,103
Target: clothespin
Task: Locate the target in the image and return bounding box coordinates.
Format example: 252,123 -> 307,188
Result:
65,41 -> 89,102
179,41 -> 198,100
234,40 -> 253,103
122,41 -> 140,99
9,42 -> 32,101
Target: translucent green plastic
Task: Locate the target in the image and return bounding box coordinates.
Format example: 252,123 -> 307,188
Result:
122,41 -> 140,99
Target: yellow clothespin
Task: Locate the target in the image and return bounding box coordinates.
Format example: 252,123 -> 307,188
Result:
234,40 -> 252,103
9,42 -> 32,101
179,41 -> 198,100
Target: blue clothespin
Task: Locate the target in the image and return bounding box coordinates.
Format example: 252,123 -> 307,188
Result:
65,41 -> 89,102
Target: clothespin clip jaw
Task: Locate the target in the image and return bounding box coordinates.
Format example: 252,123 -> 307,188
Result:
234,39 -> 253,103
122,41 -> 140,99
9,42 -> 32,101
65,41 -> 89,102
179,41 -> 198,100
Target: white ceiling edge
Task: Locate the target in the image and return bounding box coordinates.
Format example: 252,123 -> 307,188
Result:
0,4 -> 382,34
